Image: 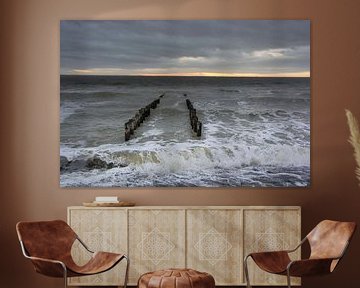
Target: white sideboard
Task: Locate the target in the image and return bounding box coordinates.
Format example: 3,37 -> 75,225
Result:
67,206 -> 301,286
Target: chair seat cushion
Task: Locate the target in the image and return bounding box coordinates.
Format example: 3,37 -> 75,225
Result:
138,268 -> 215,288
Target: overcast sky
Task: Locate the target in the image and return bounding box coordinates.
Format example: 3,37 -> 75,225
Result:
60,20 -> 310,77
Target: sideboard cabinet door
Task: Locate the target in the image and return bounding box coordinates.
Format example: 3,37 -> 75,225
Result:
243,208 -> 301,286
128,209 -> 186,284
187,209 -> 243,285
68,208 -> 127,286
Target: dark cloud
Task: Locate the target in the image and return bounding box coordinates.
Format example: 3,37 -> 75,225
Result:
60,20 -> 310,76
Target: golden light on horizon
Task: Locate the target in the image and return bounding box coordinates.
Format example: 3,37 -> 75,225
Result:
69,69 -> 310,78
72,69 -> 93,74
139,71 -> 310,78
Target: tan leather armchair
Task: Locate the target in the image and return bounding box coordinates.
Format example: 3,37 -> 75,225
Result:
244,220 -> 356,288
16,220 -> 129,288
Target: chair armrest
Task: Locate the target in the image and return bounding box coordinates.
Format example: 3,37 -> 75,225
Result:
19,240 -> 67,277
26,255 -> 65,265
26,255 -> 67,278
247,250 -> 290,258
287,258 -> 336,277
245,237 -> 306,259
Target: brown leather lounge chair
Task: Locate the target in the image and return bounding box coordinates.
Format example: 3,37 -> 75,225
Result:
244,220 -> 356,288
16,220 -> 129,288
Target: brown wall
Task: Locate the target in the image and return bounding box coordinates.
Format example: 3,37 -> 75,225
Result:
1,0 -> 360,287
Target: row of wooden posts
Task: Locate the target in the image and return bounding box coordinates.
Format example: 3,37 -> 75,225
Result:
124,94 -> 203,141
124,94 -> 164,141
186,99 -> 202,137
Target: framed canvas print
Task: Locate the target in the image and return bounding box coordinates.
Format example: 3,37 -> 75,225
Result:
60,20 -> 310,187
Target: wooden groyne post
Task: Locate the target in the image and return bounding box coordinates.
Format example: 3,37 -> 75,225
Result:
124,93 -> 164,141
185,98 -> 202,137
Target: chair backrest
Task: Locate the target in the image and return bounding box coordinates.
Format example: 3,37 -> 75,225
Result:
307,220 -> 356,263
16,220 -> 77,261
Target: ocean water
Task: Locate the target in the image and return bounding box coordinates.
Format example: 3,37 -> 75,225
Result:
60,75 -> 310,187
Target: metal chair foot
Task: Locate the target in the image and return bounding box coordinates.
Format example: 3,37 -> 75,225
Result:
244,255 -> 252,288
123,255 -> 130,288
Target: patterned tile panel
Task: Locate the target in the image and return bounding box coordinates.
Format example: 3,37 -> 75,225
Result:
138,227 -> 175,264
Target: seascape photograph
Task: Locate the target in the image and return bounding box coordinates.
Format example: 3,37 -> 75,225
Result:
60,20 -> 310,187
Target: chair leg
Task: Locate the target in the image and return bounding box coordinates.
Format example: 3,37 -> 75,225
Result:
286,269 -> 292,288
62,264 -> 68,288
123,255 -> 130,288
244,255 -> 252,288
